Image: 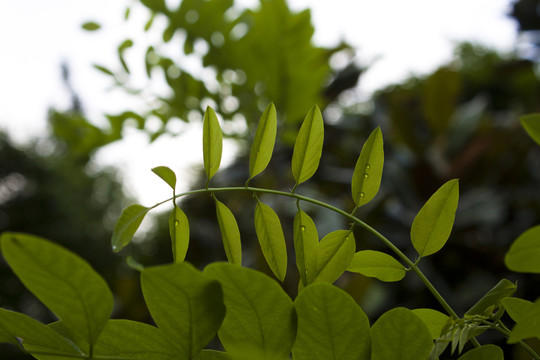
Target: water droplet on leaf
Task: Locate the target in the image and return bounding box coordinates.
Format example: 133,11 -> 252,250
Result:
366,164 -> 371,170
174,220 -> 180,226
359,192 -> 365,197
300,225 -> 306,232
363,173 -> 369,179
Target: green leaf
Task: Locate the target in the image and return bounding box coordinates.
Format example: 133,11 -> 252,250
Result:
502,297 -> 533,323
254,200 -> 287,281
508,297 -> 540,343
465,279 -> 516,316
141,262 -> 225,358
0,233 -> 113,348
293,209 -> 319,286
203,106 -> 223,184
111,204 -> 150,252
118,39 -> 134,73
504,225 -> 540,273
291,105 -> 324,185
169,205 -> 189,263
411,179 -> 459,257
197,350 -> 232,360
0,309 -> 82,356
371,308 -> 433,360
521,113 -> 540,146
81,21 -> 101,31
347,250 -> 405,282
293,283 -> 371,360
457,345 -> 503,360
411,308 -> 450,340
151,166 -> 176,190
351,127 -> 384,206
215,198 -> 242,265
314,230 -> 355,284
204,263 -> 296,359
93,64 -> 115,76
249,103 -> 277,180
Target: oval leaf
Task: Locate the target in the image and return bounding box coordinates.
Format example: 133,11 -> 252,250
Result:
411,308 -> 450,340
291,105 -> 324,185
169,206 -> 189,263
505,225 -> 540,273
293,283 -> 371,360
249,103 -> 277,180
507,297 -> 540,343
314,230 -> 355,284
457,345 -> 503,360
254,201 -> 287,281
521,113 -> 540,146
0,233 -> 113,348
81,21 -> 101,31
112,204 -> 150,252
351,127 -> 384,206
152,166 -> 177,190
347,250 -> 406,282
293,209 -> 319,286
502,297 -> 534,324
411,179 -> 459,257
215,198 -> 242,265
203,106 -> 223,184
371,308 -> 433,360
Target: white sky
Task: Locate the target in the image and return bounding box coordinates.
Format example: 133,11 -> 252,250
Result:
0,0 -> 518,204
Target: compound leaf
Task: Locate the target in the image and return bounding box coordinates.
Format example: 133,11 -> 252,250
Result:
505,225 -> 540,273
0,233 -> 113,349
204,263 -> 296,359
215,198 -> 242,265
411,308 -> 450,340
141,262 -> 225,359
351,127 -> 384,206
249,103 -> 277,180
203,106 -> 223,183
291,105 -> 324,185
347,250 -> 406,282
254,201 -> 287,281
151,166 -> 176,190
457,345 -> 503,360
169,205 -> 189,263
521,113 -> 540,146
465,279 -> 516,316
293,209 -> 319,286
112,204 -> 150,252
411,179 -> 459,257
293,283 -> 371,360
371,308 -> 432,360
314,230 -> 355,284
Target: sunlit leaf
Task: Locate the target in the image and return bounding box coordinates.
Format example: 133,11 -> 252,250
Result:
204,263 -> 295,359
215,198 -> 242,265
411,179 -> 459,257
112,204 -> 150,252
314,230 -> 355,284
465,279 -> 516,316
411,308 -> 450,340
508,297 -> 540,343
169,205 -> 189,263
521,113 -> 540,146
151,166 -> 176,190
293,209 -> 319,286
293,283 -> 370,360
371,308 -> 432,360
203,106 -> 223,183
118,39 -> 134,73
81,21 -> 101,31
457,345 -> 503,360
291,105 -> 324,185
141,262 -> 225,358
504,225 -> 540,273
351,127 -> 384,206
502,297 -> 533,324
254,200 -> 287,281
347,250 -> 405,282
0,233 -> 113,349
249,103 -> 277,181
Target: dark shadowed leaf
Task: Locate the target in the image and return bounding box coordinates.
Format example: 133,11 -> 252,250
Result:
521,113 -> 540,146
254,201 -> 287,281
291,105 -> 324,185
457,345 -> 503,360
465,279 -> 516,316
351,127 -> 384,206
112,204 -> 150,252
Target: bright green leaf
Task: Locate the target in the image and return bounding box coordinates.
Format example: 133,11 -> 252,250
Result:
411,179 -> 459,257
81,21 -> 101,31
351,127 -> 384,206
314,230 -> 355,284
465,279 -> 516,316
151,166 -> 177,190
111,204 -> 150,252
293,209 -> 319,286
169,205 -> 189,263
508,297 -> 540,343
203,106 -> 223,183
293,283 -> 371,360
141,262 -> 225,358
249,103 -> 277,180
204,263 -> 295,359
254,200 -> 287,281
371,308 -> 433,360
215,198 -> 242,265
457,345 -> 504,360
347,250 -> 405,282
502,297 -> 533,324
521,113 -> 540,146
505,225 -> 540,273
291,105 -> 324,185
411,308 -> 450,340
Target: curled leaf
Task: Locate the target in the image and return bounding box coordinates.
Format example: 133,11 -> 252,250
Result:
152,166 -> 176,190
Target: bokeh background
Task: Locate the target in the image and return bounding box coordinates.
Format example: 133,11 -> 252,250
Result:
1,0 -> 540,358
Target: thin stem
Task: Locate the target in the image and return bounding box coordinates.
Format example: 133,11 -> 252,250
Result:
478,320 -> 540,360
